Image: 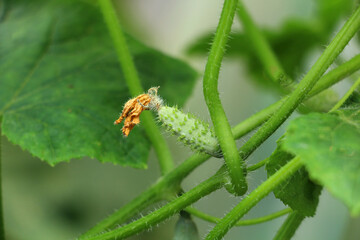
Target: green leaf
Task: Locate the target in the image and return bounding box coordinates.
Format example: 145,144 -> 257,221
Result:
283,109 -> 360,216
342,90 -> 360,108
316,0 -> 353,30
266,138 -> 321,217
173,211 -> 200,240
0,0 -> 197,167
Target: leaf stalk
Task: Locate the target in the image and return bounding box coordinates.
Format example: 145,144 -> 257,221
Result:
99,0 -> 174,175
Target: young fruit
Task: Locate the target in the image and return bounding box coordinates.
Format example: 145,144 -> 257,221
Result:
114,87 -> 222,157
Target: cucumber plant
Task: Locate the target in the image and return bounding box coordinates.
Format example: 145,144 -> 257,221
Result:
1,0 -> 360,239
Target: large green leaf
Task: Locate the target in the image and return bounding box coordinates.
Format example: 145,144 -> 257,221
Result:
0,0 -> 197,167
266,138 -> 321,217
283,109 -> 360,216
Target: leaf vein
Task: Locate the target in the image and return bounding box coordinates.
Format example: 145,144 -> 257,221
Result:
0,19 -> 57,115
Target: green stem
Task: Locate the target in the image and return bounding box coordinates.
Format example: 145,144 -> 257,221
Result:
79,153 -> 209,238
186,207 -> 292,226
247,157 -> 269,172
237,1 -> 292,89
83,168 -> 227,240
0,122 -> 4,240
247,81 -> 360,240
79,186 -> 160,238
205,8 -> 360,238
99,0 -> 174,175
330,76 -> 360,112
273,211 -> 305,240
203,0 -> 247,196
79,54 -> 360,237
231,54 -> 360,140
82,4 -> 360,238
238,6 -> 360,160
205,157 -> 302,240
141,112 -> 174,174
310,55 -> 360,96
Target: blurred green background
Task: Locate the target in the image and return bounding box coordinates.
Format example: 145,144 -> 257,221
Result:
2,0 -> 360,239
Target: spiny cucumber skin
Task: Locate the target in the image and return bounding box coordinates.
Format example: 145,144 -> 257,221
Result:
158,106 -> 222,158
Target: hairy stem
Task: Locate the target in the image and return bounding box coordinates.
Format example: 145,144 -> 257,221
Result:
330,76 -> 360,112
273,211 -> 305,240
79,187 -> 161,238
309,55 -> 360,96
247,157 -> 269,172
237,1 -> 293,89
238,6 -> 360,160
79,54 -> 360,237
0,122 -> 4,240
99,0 -> 174,175
205,157 -> 302,240
235,54 -> 360,170
203,0 -> 247,196
232,54 -> 360,140
79,153 -> 209,238
83,168 -> 227,240
206,8 -> 360,238
186,207 -> 292,226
